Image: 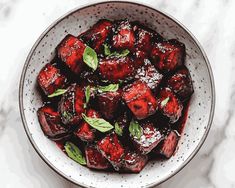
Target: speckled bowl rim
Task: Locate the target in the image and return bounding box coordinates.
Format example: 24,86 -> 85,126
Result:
19,1 -> 215,187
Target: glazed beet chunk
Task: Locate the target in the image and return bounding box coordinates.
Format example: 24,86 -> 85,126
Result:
59,84 -> 85,125
131,122 -> 163,154
133,50 -> 146,68
112,20 -> 135,51
37,63 -> 66,95
167,66 -> 194,101
151,39 -> 185,73
80,19 -> 112,53
123,151 -> 148,173
85,145 -> 111,170
57,35 -> 86,74
37,106 -> 70,140
98,90 -> 121,119
97,133 -> 125,170
158,88 -> 183,123
133,25 -> 154,56
135,60 -> 163,91
99,56 -> 135,82
74,109 -> 100,142
122,81 -> 157,120
155,130 -> 179,158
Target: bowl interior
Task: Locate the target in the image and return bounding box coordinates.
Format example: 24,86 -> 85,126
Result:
20,2 -> 214,188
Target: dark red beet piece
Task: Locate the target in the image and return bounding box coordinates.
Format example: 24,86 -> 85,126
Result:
97,133 -> 125,170
112,20 -> 135,51
80,19 -> 112,53
57,35 -> 86,74
167,66 -> 194,101
151,39 -> 185,73
133,50 -> 146,68
133,25 -> 153,56
99,56 -> 135,82
97,90 -> 122,119
74,109 -> 100,142
158,87 -> 183,123
37,106 -> 70,140
122,81 -> 157,120
37,63 -> 66,95
131,122 -> 163,154
85,145 -> 111,170
123,150 -> 148,173
135,60 -> 163,91
58,84 -> 85,125
154,130 -> 179,158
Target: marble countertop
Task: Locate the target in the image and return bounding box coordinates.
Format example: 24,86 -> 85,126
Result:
0,0 -> 234,187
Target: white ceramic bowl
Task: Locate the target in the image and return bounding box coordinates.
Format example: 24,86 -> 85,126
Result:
19,1 -> 215,187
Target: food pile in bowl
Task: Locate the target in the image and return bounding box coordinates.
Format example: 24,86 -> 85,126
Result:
37,19 -> 194,173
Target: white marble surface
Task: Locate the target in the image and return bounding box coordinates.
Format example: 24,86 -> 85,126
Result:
0,0 -> 234,187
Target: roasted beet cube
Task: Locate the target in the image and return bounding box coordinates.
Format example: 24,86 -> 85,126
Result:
98,90 -> 121,119
134,25 -> 153,55
85,145 -> 111,170
37,106 -> 70,140
135,60 -> 163,91
37,63 -> 66,95
74,109 -> 100,142
99,56 -> 135,82
155,130 -> 179,158
112,20 -> 135,51
58,84 -> 85,125
80,19 -> 112,53
167,66 -> 194,101
158,88 -> 183,123
122,81 -> 157,119
133,50 -> 146,68
123,151 -> 148,173
131,122 -> 163,154
97,133 -> 125,170
151,39 -> 185,73
57,35 -> 86,74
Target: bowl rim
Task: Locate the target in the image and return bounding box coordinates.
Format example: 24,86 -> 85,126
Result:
19,1 -> 215,187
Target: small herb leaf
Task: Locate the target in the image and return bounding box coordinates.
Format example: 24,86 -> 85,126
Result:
114,122 -> 123,136
48,89 -> 67,98
107,49 -> 130,58
85,86 -> 91,105
103,43 -> 111,56
62,111 -> 73,122
64,142 -> 86,165
82,114 -> 113,132
161,97 -> 170,107
129,119 -> 142,140
97,84 -> 119,93
83,46 -> 98,71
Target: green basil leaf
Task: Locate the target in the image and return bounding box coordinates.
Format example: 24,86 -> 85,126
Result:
83,46 -> 98,71
48,89 -> 67,98
97,84 -> 119,93
108,49 -> 130,58
64,142 -> 86,165
85,86 -> 91,105
117,49 -> 130,57
129,119 -> 142,140
161,97 -> 170,107
62,111 -> 73,122
114,122 -> 123,136
103,43 -> 111,56
82,114 -> 113,132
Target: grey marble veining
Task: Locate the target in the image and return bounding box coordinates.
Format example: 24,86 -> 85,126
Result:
0,0 -> 234,187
